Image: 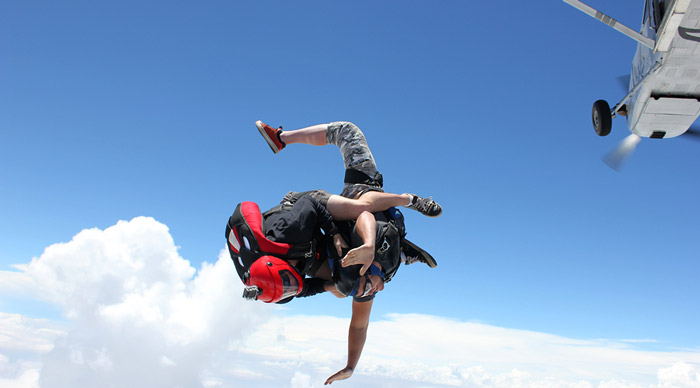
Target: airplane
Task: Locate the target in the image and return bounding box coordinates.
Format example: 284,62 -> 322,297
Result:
564,0 -> 700,169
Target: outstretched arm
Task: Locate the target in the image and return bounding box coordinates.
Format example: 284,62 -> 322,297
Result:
324,299 -> 373,385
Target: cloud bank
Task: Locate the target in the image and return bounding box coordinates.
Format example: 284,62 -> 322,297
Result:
1,217 -> 699,388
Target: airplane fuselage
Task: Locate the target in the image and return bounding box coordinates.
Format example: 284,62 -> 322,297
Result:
628,0 -> 700,138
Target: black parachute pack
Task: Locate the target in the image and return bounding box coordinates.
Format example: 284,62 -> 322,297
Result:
225,201 -> 322,284
330,207 -> 407,297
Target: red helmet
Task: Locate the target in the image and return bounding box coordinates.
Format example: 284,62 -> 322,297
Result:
244,256 -> 303,303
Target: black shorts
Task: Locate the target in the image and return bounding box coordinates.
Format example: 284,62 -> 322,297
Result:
280,190 -> 332,207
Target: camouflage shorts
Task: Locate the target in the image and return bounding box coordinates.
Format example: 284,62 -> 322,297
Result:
326,122 -> 384,199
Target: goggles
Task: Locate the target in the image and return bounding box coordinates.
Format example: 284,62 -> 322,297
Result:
278,269 -> 301,300
241,265 -> 301,302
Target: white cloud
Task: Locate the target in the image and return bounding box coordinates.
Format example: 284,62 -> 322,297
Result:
0,367 -> 39,388
657,362 -> 700,388
0,313 -> 64,354
0,313 -> 62,388
0,217 -> 271,388
235,314 -> 700,388
1,217 -> 700,388
290,371 -> 314,388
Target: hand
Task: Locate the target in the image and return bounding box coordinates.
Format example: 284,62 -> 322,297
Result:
333,233 -> 349,257
324,366 -> 353,385
341,244 -> 374,276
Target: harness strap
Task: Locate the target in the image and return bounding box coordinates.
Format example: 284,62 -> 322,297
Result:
344,168 -> 383,187
262,203 -> 293,218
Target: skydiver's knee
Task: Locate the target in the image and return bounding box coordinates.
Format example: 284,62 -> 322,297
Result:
327,121 -> 365,146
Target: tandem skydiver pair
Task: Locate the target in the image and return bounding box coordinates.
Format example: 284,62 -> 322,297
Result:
225,120 -> 441,384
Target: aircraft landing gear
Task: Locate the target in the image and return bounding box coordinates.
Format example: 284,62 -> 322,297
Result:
592,100 -> 612,136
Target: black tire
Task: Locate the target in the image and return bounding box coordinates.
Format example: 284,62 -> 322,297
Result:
592,100 -> 612,137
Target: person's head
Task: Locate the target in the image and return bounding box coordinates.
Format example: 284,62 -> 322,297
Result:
242,256 -> 303,303
349,262 -> 386,298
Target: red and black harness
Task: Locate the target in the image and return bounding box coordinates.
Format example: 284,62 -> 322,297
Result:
225,201 -> 323,285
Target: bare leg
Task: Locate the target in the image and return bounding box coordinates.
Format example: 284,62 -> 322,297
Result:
326,192 -> 411,221
268,120 -> 441,217
357,191 -> 411,210
279,124 -> 330,146
275,122 -> 411,220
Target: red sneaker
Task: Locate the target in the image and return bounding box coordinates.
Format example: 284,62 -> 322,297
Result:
256,120 -> 285,154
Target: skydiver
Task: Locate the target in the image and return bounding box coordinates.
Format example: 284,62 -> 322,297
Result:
251,120 -> 440,384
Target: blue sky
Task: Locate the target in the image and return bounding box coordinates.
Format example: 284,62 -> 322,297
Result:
1,1 -> 699,387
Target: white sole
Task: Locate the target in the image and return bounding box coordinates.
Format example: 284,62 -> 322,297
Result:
256,120 -> 280,154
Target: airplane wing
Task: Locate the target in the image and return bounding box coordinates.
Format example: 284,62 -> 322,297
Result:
563,0 -> 655,49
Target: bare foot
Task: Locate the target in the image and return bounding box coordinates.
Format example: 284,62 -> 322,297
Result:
341,244 -> 375,275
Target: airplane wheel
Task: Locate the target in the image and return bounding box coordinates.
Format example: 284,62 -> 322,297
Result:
592,100 -> 612,137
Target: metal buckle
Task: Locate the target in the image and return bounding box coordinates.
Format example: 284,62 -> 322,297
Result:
377,238 -> 390,255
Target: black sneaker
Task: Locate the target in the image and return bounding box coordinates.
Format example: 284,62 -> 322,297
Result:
405,194 -> 442,217
401,239 -> 437,268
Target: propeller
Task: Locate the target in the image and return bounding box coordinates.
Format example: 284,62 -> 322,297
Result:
599,85 -> 699,170
603,133 -> 642,171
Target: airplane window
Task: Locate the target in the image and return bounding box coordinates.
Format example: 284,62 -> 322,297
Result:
652,0 -> 666,30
